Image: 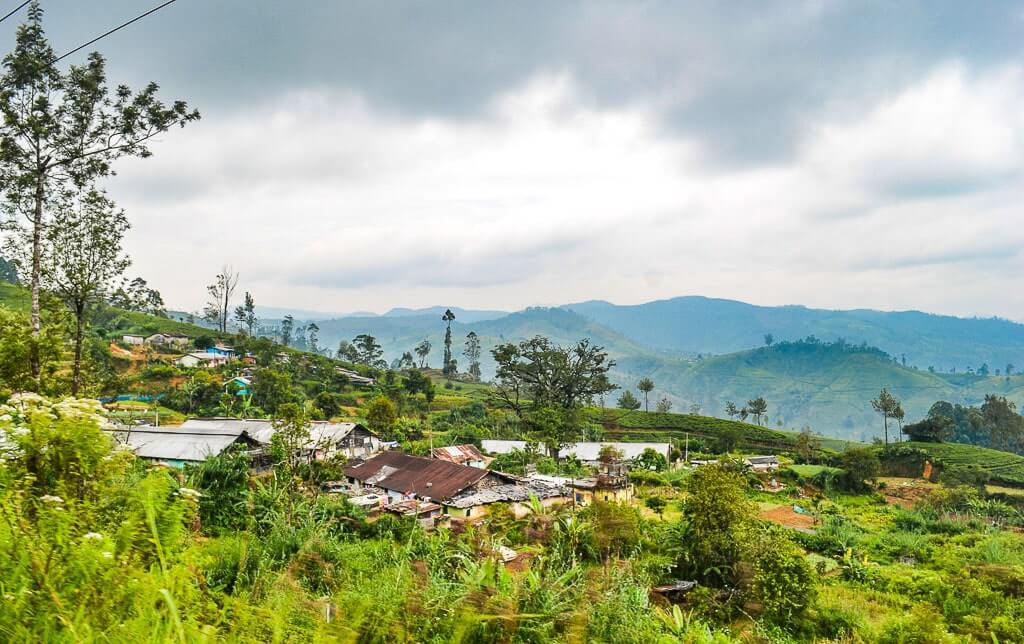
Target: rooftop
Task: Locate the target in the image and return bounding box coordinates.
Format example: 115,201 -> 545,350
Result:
431,444 -> 487,464
481,440 -> 671,462
344,451 -> 501,501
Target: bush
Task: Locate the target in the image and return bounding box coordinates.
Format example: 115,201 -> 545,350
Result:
749,528 -> 817,627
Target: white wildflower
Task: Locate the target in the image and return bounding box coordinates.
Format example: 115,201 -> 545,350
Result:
101,551 -> 113,560
40,495 -> 64,504
83,532 -> 103,541
176,487 -> 202,501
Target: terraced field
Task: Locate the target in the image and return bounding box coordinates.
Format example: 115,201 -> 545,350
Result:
907,441 -> 1024,487
592,408 -> 861,453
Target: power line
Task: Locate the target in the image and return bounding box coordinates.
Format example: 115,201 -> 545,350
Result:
0,0 -> 31,25
54,0 -> 178,63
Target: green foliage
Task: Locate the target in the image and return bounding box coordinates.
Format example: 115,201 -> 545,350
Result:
680,463 -> 755,584
185,448 -> 251,534
0,306 -> 63,395
749,527 -> 817,627
839,447 -> 881,491
365,396 -> 398,437
617,389 -> 641,410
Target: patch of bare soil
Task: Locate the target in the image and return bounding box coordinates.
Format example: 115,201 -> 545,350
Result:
881,478 -> 935,508
760,505 -> 816,530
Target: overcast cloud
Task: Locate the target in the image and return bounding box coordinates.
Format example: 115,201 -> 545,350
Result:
6,1 -> 1024,318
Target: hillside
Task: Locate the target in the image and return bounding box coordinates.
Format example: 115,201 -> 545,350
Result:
0,282 -> 222,341
564,296 -> 1024,372
313,307 -> 664,373
292,303 -> 1024,441
591,408 -> 860,453
904,441 -> 1024,487
629,339 -> 1024,441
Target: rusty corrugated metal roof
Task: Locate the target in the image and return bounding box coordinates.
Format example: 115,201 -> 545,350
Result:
431,444 -> 486,464
344,451 -> 492,501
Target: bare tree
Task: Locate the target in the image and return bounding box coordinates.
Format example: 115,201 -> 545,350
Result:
204,266 -> 239,333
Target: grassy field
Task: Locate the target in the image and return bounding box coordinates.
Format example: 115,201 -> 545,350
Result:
0,281 -> 29,311
787,464 -> 842,477
906,441 -> 1024,486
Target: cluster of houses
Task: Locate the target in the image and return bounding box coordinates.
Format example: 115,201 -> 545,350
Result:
105,419 -> 656,525
105,414 -> 781,527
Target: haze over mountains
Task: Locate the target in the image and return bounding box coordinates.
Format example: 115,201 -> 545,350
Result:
268,296 -> 1024,440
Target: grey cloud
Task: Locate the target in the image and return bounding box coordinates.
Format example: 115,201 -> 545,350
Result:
18,1 -> 1024,168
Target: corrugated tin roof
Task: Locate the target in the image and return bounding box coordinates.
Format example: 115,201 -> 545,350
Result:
344,451 -> 493,501
431,444 -> 486,464
177,418 -> 367,448
480,440 -> 671,461
446,480 -> 570,509
108,429 -> 253,462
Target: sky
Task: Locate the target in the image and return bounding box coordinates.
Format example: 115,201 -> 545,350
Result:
4,1 -> 1024,318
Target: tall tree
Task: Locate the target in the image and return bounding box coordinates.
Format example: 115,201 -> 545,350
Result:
441,308 -> 456,377
353,333 -> 383,367
724,401 -> 739,420
110,276 -> 164,316
490,336 -> 616,419
746,397 -> 768,426
870,388 -> 900,445
0,3 -> 198,379
306,322 -> 320,354
396,351 -> 416,370
637,377 -> 654,412
414,339 -> 431,368
203,266 -> 238,333
280,315 -> 294,347
463,331 -> 482,382
763,333 -> 774,347
42,188 -> 129,394
233,291 -> 257,336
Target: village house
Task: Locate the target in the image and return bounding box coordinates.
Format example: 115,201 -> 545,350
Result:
689,455 -> 781,471
528,472 -> 634,504
207,344 -> 236,357
745,455 -> 781,472
223,376 -> 252,395
121,334 -> 145,346
145,333 -> 190,348
480,440 -> 672,468
177,418 -> 382,461
176,352 -> 229,369
335,366 -> 375,386
105,423 -> 263,469
431,444 -> 491,468
343,451 -> 569,520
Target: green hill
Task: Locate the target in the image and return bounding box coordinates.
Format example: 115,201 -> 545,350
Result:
0,281 -> 221,341
565,295 -> 1024,372
620,338 -> 1024,441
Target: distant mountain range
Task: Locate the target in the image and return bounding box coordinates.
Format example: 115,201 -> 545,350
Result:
267,296 -> 1024,440
562,296 -> 1024,372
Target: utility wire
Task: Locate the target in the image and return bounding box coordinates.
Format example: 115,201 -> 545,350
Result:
0,0 -> 31,25
55,0 -> 178,63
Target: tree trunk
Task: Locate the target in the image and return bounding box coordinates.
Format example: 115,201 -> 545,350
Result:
883,415 -> 889,445
29,174 -> 45,381
71,300 -> 85,396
